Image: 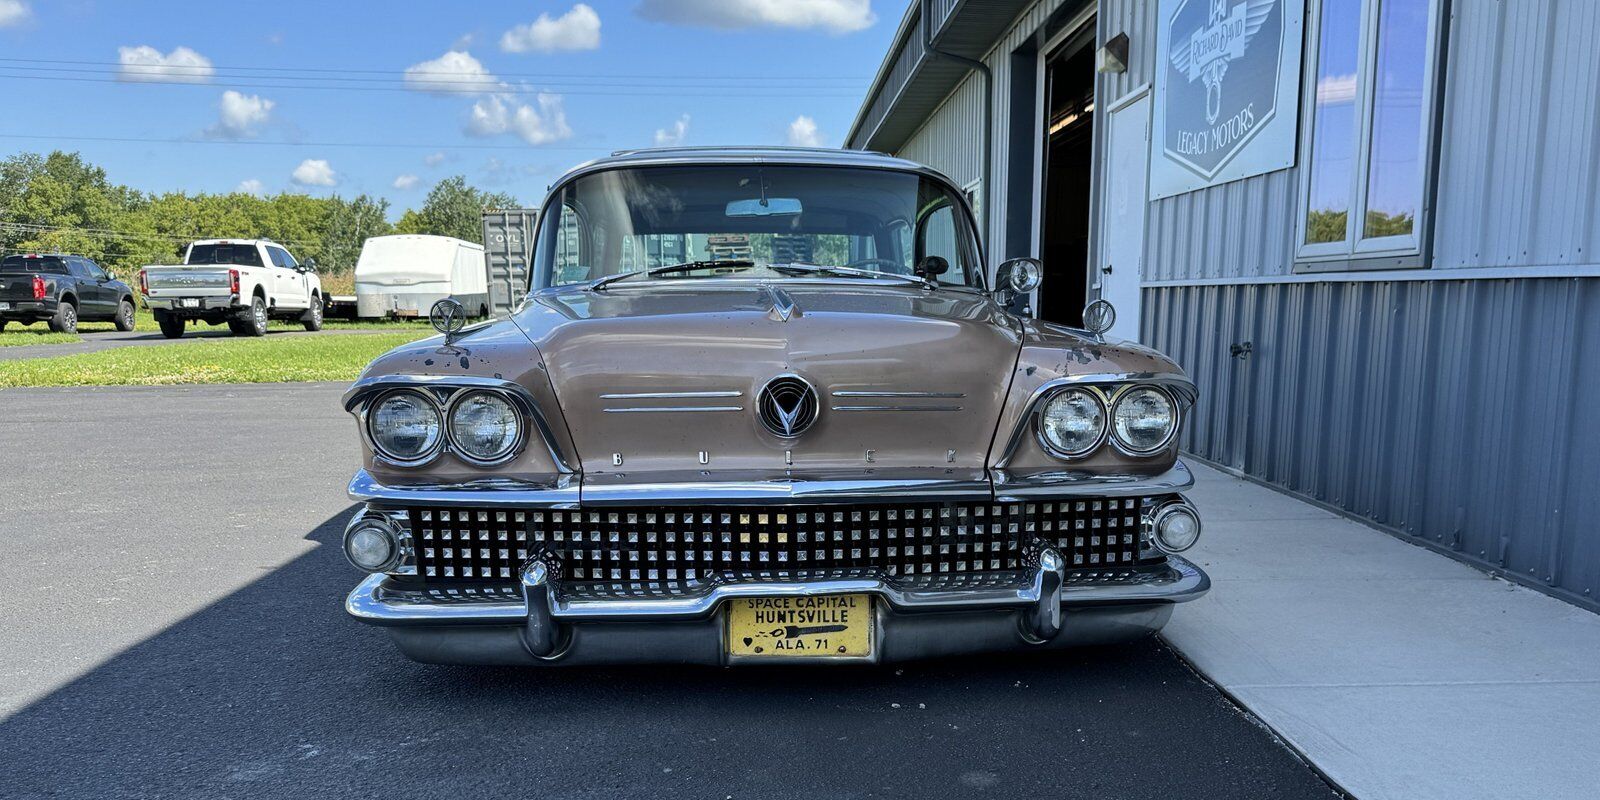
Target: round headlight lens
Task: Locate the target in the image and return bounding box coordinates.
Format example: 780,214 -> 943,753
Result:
1039,388 -> 1106,457
448,391 -> 522,463
369,390 -> 441,462
345,521 -> 398,572
1112,387 -> 1177,454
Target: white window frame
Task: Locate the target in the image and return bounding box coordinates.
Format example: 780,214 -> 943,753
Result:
1295,0 -> 1444,266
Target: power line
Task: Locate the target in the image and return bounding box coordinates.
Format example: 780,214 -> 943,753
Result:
0,132 -> 602,151
0,56 -> 871,83
0,70 -> 864,97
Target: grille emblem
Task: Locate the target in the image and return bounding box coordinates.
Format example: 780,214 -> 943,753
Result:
757,376 -> 818,438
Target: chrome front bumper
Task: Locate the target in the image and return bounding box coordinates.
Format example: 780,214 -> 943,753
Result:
346,554 -> 1209,666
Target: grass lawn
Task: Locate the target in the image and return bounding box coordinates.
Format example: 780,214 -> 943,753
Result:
0,330 -> 429,388
0,305 -> 430,347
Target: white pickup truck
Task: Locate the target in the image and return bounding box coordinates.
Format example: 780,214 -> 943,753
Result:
139,239 -> 324,338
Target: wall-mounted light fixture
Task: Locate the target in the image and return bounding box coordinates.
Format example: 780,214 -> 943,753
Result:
1096,32 -> 1129,74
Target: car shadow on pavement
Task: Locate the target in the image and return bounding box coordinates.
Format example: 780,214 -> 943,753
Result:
0,509 -> 1339,800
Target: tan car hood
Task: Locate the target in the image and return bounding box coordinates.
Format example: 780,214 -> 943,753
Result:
510,281 -> 1024,482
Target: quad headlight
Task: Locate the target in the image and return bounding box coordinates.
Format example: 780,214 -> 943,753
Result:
1038,388 -> 1107,458
1110,386 -> 1178,455
447,390 -> 523,464
369,389 -> 443,464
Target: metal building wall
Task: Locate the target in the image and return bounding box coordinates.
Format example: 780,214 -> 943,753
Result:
1432,0 -> 1600,271
898,76 -> 985,189
1145,278 -> 1600,610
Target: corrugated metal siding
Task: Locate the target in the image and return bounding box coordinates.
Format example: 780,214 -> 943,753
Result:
1432,0 -> 1600,270
899,76 -> 985,188
1097,0 -> 1156,100
1145,169 -> 1299,282
480,209 -> 537,316
1146,278 -> 1600,611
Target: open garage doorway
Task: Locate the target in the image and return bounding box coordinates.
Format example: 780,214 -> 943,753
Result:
1037,34 -> 1096,327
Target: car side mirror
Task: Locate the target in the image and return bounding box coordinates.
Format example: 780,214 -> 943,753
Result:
105,271 -> 117,281
994,257 -> 1043,311
915,255 -> 949,280
303,258 -> 318,271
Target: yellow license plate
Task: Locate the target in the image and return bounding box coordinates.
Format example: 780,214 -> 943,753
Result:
727,594 -> 874,659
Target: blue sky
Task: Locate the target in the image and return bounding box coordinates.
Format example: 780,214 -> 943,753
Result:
0,1 -> 900,211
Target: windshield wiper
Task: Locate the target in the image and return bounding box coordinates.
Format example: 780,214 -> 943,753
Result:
590,259 -> 758,291
769,262 -> 937,290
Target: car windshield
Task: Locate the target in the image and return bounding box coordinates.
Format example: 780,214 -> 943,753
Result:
186,244 -> 263,266
531,164 -> 982,290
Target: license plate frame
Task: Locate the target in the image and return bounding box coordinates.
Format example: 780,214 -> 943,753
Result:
0,302 -> 10,311
726,594 -> 875,661
180,298 -> 201,309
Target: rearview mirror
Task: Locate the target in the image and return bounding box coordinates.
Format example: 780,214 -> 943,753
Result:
726,197 -> 803,217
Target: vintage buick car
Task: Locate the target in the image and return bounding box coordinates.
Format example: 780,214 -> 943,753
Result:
340,147 -> 1208,665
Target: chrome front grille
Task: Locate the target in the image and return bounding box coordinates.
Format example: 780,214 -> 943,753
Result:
407,497 -> 1167,586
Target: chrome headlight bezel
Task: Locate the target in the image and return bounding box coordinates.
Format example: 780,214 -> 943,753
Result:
445,389 -> 527,467
365,388 -> 444,467
1035,387 -> 1109,459
1108,385 -> 1180,456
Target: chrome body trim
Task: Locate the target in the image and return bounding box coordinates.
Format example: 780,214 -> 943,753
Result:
601,406 -> 743,413
347,462 -> 1197,506
994,372 -> 1197,469
599,391 -> 743,399
831,390 -> 966,398
991,461 -> 1195,499
348,469 -> 581,508
831,405 -> 963,412
344,374 -> 575,474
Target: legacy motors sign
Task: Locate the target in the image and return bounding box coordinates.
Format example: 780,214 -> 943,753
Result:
1150,0 -> 1304,200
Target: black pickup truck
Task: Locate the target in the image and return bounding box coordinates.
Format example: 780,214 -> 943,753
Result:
0,253 -> 137,334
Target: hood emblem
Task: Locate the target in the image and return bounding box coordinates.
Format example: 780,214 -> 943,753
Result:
757,376 -> 819,438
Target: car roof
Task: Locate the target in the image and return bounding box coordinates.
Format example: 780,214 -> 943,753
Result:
189,239 -> 278,247
550,146 -> 956,188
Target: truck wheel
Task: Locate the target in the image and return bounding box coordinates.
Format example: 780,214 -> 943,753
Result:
302,295 -> 324,331
114,299 -> 137,332
237,296 -> 268,337
157,312 -> 186,339
48,300 -> 78,333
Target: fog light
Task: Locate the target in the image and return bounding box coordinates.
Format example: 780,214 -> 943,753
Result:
344,518 -> 400,572
1153,503 -> 1202,553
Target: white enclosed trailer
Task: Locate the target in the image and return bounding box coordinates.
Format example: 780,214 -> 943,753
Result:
354,235 -> 488,319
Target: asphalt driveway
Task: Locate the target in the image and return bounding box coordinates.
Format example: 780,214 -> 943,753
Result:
0,383 -> 1341,799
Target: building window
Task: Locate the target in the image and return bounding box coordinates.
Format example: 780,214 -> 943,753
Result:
1297,0 -> 1440,265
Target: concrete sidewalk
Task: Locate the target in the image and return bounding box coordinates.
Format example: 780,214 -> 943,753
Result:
1166,461 -> 1600,800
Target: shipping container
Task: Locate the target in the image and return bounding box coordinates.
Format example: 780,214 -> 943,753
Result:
481,208 -> 538,316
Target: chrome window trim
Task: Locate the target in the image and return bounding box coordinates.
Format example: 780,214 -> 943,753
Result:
345,374 -> 574,474
362,388 -> 445,469
1033,387 -> 1109,461
1107,385 -> 1182,458
994,372 -> 1197,468
444,389 -> 529,468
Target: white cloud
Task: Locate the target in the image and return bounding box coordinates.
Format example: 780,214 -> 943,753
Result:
403,50 -> 496,94
208,90 -> 274,138
467,93 -> 573,145
654,114 -> 690,146
236,178 -> 265,195
424,151 -> 447,167
291,159 -> 337,187
117,45 -> 214,83
0,1 -> 31,28
1317,73 -> 1357,105
636,0 -> 875,34
501,4 -> 601,53
786,115 -> 822,147
393,174 -> 421,190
